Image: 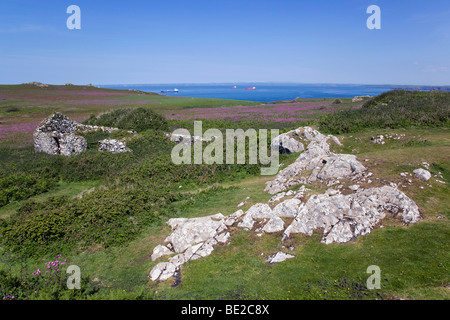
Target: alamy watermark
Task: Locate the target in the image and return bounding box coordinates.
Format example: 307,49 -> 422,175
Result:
366,265 -> 381,289
67,265 -> 81,289
367,5 -> 381,30
67,5 -> 81,30
66,5 -> 380,31
170,121 -> 279,175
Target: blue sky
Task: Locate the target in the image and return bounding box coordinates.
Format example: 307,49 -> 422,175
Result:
0,0 -> 449,85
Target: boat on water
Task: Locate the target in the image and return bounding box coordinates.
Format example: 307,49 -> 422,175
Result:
231,85 -> 237,89
245,86 -> 256,90
161,88 -> 179,93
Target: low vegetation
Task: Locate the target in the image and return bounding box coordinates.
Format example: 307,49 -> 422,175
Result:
0,88 -> 449,300
318,90 -> 450,134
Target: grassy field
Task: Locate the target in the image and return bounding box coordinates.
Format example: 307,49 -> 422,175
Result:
0,85 -> 448,300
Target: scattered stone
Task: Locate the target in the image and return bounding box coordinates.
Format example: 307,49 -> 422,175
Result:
167,132 -> 215,145
34,113 -> 135,156
371,135 -> 385,145
413,169 -> 431,182
352,95 -> 371,102
26,81 -> 49,88
98,139 -> 131,153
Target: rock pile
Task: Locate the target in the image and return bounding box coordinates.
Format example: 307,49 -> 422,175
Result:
352,95 -> 371,102
166,132 -> 215,145
371,135 -> 385,144
34,113 -> 87,156
98,139 -> 131,153
34,113 -> 133,155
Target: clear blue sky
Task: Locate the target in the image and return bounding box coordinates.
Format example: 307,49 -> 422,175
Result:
0,0 -> 449,85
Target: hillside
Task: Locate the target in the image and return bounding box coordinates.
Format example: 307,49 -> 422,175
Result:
0,86 -> 449,300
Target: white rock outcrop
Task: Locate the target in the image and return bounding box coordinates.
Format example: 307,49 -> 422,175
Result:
265,127 -> 361,194
149,126 -> 423,282
283,186 -> 421,244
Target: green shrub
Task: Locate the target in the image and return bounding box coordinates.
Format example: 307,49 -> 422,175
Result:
318,90 -> 450,134
84,107 -> 169,132
0,174 -> 57,207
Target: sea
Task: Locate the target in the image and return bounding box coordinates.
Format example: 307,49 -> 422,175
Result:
99,83 -> 416,103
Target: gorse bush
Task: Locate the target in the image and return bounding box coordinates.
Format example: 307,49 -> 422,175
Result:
318,90 -> 450,134
84,107 -> 169,132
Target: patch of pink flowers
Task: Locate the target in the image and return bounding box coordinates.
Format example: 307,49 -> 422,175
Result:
2,294 -> 15,300
32,268 -> 41,275
165,102 -> 333,123
45,254 -> 66,272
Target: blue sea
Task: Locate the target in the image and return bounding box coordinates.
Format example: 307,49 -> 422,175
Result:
99,83 -> 399,103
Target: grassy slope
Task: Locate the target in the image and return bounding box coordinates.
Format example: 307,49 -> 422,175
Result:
61,128 -> 449,300
0,86 -> 448,300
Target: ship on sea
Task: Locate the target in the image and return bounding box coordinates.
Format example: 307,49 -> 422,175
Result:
161,88 -> 179,93
245,86 -> 256,90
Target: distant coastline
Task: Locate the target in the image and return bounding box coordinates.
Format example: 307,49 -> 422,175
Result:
97,83 -> 450,102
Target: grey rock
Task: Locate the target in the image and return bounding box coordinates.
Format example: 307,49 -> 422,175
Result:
271,131 -> 304,154
266,251 -> 295,264
413,168 -> 431,182
98,139 -> 132,153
